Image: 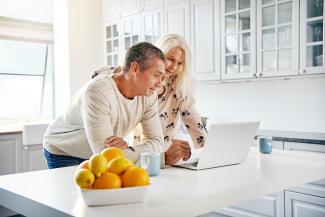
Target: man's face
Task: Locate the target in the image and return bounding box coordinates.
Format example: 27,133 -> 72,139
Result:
136,58 -> 165,96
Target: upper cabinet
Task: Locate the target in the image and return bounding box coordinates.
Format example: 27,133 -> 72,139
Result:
164,1 -> 190,43
300,0 -> 324,75
103,0 -> 121,21
257,0 -> 299,78
121,0 -> 163,16
191,0 -> 220,81
103,0 -> 325,81
221,0 -> 257,79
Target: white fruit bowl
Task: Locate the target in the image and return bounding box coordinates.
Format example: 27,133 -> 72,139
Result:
79,185 -> 149,206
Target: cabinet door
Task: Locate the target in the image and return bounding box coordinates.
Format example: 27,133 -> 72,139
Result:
122,14 -> 141,51
285,191 -> 325,217
143,0 -> 163,11
221,0 -> 256,79
257,0 -> 299,77
103,0 -> 121,21
142,8 -> 163,44
0,134 -> 21,175
105,20 -> 121,66
121,0 -> 141,16
22,145 -> 48,172
299,0 -> 324,75
164,1 -> 190,44
191,0 -> 220,81
214,192 -> 284,217
289,178 -> 325,199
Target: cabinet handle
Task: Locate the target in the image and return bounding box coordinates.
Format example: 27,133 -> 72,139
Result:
259,73 -> 263,77
253,73 -> 257,78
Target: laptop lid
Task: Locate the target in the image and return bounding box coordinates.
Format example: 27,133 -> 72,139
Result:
196,121 -> 260,170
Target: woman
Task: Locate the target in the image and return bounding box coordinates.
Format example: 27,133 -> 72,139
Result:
135,34 -> 207,164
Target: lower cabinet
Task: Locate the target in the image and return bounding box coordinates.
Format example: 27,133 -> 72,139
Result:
212,192 -> 284,217
0,134 -> 22,175
285,191 -> 325,217
22,144 -> 48,172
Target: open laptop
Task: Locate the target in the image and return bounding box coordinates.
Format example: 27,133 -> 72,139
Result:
174,121 -> 260,170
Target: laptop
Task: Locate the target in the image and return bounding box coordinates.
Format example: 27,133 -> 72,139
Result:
174,121 -> 260,170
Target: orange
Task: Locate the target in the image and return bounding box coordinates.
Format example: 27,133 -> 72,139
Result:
101,147 -> 125,163
77,160 -> 90,170
122,166 -> 150,187
92,172 -> 122,189
107,157 -> 133,175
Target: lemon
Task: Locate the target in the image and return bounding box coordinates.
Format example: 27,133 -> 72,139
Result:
101,147 -> 125,163
107,157 -> 133,175
74,168 -> 95,189
89,153 -> 107,177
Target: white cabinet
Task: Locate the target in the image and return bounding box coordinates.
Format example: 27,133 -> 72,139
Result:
256,0 -> 299,77
105,20 -> 121,66
221,0 -> 257,79
22,144 -> 47,172
0,134 -> 22,175
285,191 -> 325,217
121,0 -> 162,16
214,192 -> 285,217
103,0 -> 121,21
191,0 -> 220,81
164,1 -> 190,44
299,0 -> 324,75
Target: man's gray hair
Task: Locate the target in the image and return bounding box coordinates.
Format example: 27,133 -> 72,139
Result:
122,42 -> 165,72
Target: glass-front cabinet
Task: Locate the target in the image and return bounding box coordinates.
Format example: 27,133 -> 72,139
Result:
221,0 -> 257,79
300,0 -> 324,74
105,22 -> 120,66
257,0 -> 299,77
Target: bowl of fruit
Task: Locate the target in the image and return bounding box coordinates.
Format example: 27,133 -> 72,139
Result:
74,147 -> 150,206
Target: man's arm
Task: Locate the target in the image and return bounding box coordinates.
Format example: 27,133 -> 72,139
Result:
81,88 -> 114,154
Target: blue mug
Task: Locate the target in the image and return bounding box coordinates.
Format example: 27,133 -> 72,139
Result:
258,136 -> 273,154
140,152 -> 160,176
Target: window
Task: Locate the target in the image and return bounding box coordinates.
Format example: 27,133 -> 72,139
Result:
0,20 -> 54,122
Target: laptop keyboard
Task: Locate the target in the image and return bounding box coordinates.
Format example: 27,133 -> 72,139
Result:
182,161 -> 198,167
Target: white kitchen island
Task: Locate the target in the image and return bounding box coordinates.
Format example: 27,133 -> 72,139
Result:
0,147 -> 325,217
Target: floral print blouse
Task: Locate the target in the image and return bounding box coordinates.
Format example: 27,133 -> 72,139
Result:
153,75 -> 207,151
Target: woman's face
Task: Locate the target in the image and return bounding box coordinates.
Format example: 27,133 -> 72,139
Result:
165,47 -> 185,76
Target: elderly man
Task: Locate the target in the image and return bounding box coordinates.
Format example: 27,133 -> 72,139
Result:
43,42 -> 191,169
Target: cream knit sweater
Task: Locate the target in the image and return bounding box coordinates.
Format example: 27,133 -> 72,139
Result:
43,67 -> 163,164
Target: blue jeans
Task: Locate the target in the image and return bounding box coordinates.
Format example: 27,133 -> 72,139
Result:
43,149 -> 86,169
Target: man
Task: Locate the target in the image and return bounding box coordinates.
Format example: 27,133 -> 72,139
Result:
43,42 -> 190,168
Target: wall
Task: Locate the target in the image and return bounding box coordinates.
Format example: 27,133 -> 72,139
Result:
0,0 -> 52,23
195,75 -> 325,133
53,0 -> 104,116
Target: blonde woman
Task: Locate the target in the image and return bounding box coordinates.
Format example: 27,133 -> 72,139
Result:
135,34 -> 208,165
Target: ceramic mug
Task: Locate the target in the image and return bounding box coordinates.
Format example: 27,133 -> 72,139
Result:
258,136 -> 273,154
140,152 -> 160,176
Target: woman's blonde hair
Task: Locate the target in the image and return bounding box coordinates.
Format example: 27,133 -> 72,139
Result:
155,34 -> 195,108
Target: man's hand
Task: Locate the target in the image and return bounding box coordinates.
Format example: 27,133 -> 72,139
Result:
104,136 -> 128,149
165,139 -> 191,165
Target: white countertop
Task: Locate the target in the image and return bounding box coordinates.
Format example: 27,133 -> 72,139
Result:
1,147 -> 325,217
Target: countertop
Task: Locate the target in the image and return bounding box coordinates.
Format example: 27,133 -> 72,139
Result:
257,129 -> 325,144
0,147 -> 325,217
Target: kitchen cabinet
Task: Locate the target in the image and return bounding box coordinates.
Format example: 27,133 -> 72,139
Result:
103,0 -> 121,21
214,192 -> 285,217
164,0 -> 190,44
121,0 -> 162,16
22,144 -> 47,172
0,134 -> 22,175
284,141 -> 325,153
191,0 -> 220,81
221,0 -> 257,79
256,0 -> 299,77
105,20 -> 121,66
299,0 -> 324,75
285,191 -> 325,217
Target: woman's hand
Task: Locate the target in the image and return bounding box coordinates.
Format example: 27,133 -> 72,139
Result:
164,139 -> 191,165
104,136 -> 128,150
